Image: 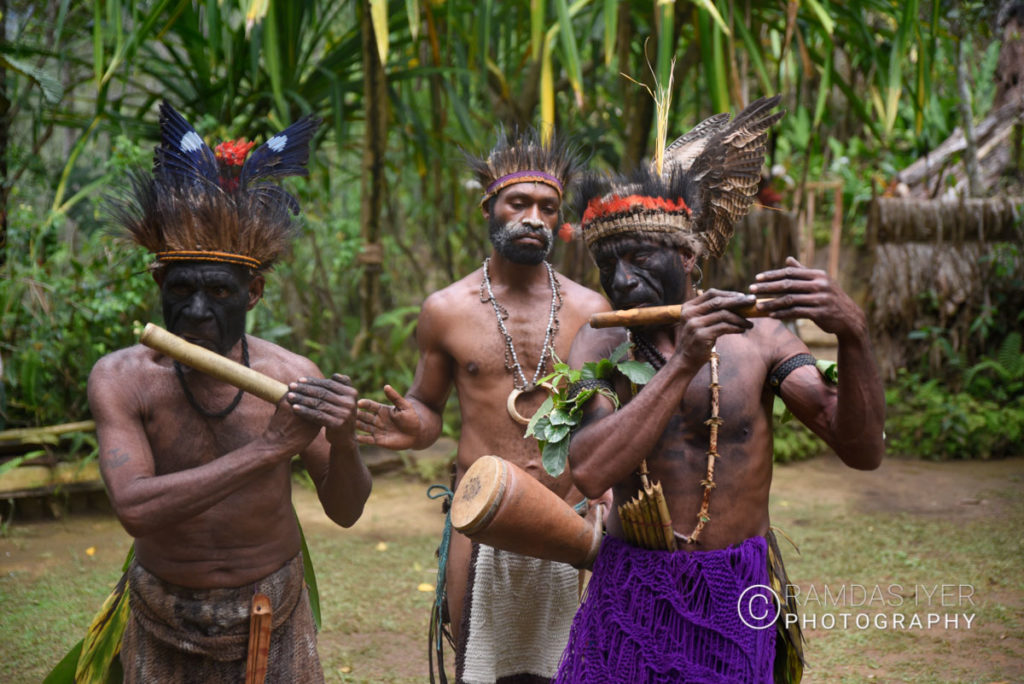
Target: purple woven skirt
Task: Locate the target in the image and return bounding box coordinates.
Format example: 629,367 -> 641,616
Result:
554,535 -> 776,684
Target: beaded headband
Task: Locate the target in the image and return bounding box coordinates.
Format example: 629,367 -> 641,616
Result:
481,170 -> 565,206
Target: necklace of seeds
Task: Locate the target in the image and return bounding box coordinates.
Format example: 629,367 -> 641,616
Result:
632,331 -> 721,544
480,257 -> 562,424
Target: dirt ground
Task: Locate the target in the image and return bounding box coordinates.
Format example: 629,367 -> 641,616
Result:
2,448 -> 1022,682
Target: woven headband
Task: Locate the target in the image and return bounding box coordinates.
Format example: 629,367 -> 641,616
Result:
481,170 -> 564,205
155,250 -> 262,270
581,194 -> 693,248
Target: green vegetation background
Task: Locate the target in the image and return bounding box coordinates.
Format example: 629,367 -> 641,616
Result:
2,0 -> 1022,460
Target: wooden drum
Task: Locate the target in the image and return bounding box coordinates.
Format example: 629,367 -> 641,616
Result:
450,455 -> 602,570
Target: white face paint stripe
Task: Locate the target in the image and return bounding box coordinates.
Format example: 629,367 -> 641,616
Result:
180,131 -> 204,152
267,134 -> 287,152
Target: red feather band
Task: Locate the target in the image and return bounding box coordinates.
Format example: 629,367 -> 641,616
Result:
582,194 -> 691,224
155,250 -> 263,270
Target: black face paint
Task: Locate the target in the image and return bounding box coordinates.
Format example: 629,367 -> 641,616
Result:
488,214 -> 553,265
594,239 -> 688,310
160,262 -> 253,355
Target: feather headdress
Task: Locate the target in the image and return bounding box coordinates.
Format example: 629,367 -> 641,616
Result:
467,127 -> 582,208
578,95 -> 783,259
113,101 -> 321,271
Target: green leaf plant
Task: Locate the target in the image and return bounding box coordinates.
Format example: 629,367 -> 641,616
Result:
525,340 -> 655,478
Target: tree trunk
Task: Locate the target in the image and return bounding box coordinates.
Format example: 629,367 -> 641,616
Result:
1,0 -> 8,267
352,1 -> 389,358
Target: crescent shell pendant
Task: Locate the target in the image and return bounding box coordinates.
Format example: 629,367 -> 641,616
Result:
506,382 -> 556,425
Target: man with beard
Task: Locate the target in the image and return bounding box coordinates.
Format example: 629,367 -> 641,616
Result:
553,97 -> 884,683
356,128 -> 609,683
86,103 -> 371,682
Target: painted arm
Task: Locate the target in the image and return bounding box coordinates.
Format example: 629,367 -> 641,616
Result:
356,294 -> 452,450
89,354 -> 321,538
567,290 -> 757,499
751,257 -> 885,469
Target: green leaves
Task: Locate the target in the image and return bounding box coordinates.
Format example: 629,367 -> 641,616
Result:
526,348 -> 655,477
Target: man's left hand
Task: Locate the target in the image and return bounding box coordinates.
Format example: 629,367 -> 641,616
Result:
287,373 -> 358,445
749,256 -> 865,337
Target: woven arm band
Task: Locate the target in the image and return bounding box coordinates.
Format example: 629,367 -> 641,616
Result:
768,353 -> 817,394
567,378 -> 616,402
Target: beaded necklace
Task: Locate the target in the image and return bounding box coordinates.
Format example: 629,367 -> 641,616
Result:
480,257 -> 562,424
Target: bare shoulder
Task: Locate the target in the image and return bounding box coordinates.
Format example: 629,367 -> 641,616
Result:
745,317 -> 810,364
568,323 -> 629,366
554,272 -> 610,314
245,335 -> 321,382
417,269 -> 485,340
89,345 -> 162,387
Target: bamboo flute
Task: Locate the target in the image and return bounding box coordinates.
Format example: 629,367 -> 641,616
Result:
590,298 -> 774,329
138,323 -> 288,404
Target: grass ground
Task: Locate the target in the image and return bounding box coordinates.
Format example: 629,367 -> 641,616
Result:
1,452 -> 1022,683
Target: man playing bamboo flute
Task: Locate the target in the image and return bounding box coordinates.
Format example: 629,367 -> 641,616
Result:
88,102 -> 371,682
355,128 -> 609,683
553,96 -> 885,683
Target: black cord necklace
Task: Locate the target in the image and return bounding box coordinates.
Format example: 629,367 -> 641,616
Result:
174,335 -> 249,419
631,330 -> 667,370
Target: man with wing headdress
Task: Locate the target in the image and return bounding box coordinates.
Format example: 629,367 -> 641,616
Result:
553,96 -> 885,683
87,102 -> 371,682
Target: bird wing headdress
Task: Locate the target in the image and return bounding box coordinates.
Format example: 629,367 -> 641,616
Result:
579,95 -> 783,259
114,101 -> 321,271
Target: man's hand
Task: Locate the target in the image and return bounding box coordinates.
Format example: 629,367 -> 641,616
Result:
355,385 -> 423,450
286,374 -> 359,446
671,288 -> 756,372
749,257 -> 866,337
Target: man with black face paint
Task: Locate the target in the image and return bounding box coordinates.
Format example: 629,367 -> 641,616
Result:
85,103 -> 370,682
554,97 -> 884,684
356,128 -> 609,683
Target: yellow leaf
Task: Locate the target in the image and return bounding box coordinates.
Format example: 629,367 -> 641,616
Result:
85,546 -> 96,556
369,0 -> 389,66
375,541 -> 388,551
417,583 -> 434,592
339,665 -> 352,674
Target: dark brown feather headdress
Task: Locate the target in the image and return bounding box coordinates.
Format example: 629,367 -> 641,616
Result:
578,95 -> 783,259
113,101 -> 321,271
466,127 -> 582,208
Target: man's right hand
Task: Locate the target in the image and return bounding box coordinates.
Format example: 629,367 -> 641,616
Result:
672,289 -> 755,372
355,385 -> 422,450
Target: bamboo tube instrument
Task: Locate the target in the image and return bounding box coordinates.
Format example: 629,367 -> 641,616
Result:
590,298 -> 774,329
138,323 -> 288,404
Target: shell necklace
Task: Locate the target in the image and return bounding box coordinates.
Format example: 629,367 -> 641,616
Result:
480,257 -> 562,424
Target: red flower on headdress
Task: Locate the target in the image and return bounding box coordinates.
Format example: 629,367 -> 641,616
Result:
559,222 -> 575,242
215,138 -> 256,166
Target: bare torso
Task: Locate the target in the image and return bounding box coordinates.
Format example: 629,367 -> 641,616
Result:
417,266 -> 608,497
92,337 -> 316,587
577,319 -> 808,550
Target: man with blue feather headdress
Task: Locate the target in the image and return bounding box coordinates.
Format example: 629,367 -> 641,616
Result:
82,102 -> 371,683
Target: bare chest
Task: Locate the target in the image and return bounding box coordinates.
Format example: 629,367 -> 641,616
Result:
143,377 -> 271,474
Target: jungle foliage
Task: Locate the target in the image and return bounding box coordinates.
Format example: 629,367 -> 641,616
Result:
2,1 -> 1019,462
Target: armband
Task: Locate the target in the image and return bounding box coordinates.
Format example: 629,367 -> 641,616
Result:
768,353 -> 817,394
566,378 -> 615,402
